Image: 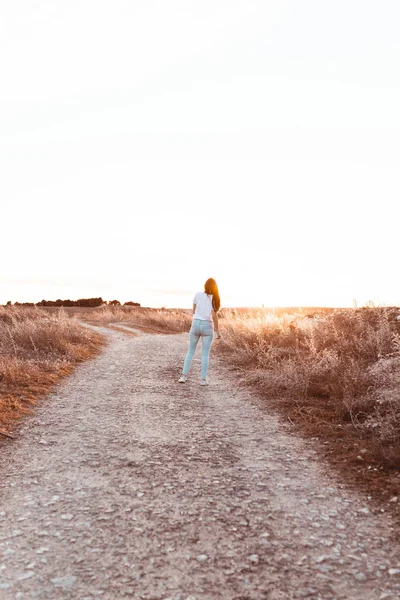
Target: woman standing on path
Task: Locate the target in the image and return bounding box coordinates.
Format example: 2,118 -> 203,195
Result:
178,278 -> 221,386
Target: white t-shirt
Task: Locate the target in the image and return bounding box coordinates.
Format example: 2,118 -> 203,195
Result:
193,292 -> 214,322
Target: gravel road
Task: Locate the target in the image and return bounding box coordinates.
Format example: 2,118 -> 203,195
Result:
0,326 -> 400,599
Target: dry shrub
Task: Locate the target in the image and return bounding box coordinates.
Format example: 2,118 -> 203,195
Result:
219,307 -> 400,467
361,356 -> 400,464
0,306 -> 104,431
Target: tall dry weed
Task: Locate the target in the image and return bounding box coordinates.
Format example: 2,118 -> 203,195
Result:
0,306 -> 103,431
219,307 -> 400,466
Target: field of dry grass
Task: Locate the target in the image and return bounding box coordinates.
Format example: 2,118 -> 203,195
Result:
86,303 -> 400,495
206,306 -> 400,506
217,307 -> 400,465
0,306 -> 104,434
77,304 -> 400,469
3,302 -> 400,500
78,305 -> 193,333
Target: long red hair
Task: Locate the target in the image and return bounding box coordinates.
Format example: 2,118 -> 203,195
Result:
204,278 -> 220,311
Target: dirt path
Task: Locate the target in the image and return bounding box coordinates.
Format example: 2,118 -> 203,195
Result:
0,326 -> 400,599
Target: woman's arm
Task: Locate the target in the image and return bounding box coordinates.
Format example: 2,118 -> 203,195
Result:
212,310 -> 221,338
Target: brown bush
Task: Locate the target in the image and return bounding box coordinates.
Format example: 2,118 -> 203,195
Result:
0,306 -> 104,432
218,307 -> 400,467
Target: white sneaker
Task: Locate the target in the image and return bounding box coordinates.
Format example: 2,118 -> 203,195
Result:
200,379 -> 208,386
178,375 -> 187,383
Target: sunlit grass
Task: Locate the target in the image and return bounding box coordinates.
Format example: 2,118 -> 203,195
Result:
219,306 -> 400,467
93,303 -> 400,468
80,305 -> 193,333
7,302 -> 400,473
0,306 -> 104,433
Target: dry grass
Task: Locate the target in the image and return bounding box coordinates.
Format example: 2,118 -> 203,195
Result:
11,303 -> 400,504
79,303 -> 400,470
218,307 -> 400,470
0,306 -> 104,433
79,305 -> 193,333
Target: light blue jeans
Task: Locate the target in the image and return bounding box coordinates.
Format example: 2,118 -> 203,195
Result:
182,319 -> 214,379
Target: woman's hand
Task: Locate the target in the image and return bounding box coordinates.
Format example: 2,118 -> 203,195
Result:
215,332 -> 222,340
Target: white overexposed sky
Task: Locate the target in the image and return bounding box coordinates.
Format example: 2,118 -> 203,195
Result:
1,0 -> 399,308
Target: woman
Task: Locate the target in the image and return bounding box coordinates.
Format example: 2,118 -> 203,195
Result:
178,278 -> 221,386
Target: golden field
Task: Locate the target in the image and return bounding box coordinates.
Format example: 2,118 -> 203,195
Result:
2,303 -> 400,502
77,303 -> 400,465
82,304 -> 400,477
0,306 -> 104,434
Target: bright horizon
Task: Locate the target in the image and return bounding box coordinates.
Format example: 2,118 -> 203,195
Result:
1,1 -> 399,310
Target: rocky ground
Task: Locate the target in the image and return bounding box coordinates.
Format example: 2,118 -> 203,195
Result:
0,325 -> 400,599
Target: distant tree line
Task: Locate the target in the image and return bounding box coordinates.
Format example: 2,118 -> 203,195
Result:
3,298 -> 141,308
37,297 -> 104,307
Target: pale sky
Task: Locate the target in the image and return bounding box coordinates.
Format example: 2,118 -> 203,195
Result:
1,1 -> 399,308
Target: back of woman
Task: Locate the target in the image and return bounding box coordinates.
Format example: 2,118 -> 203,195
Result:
178,278 -> 221,386
192,291 -> 213,322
